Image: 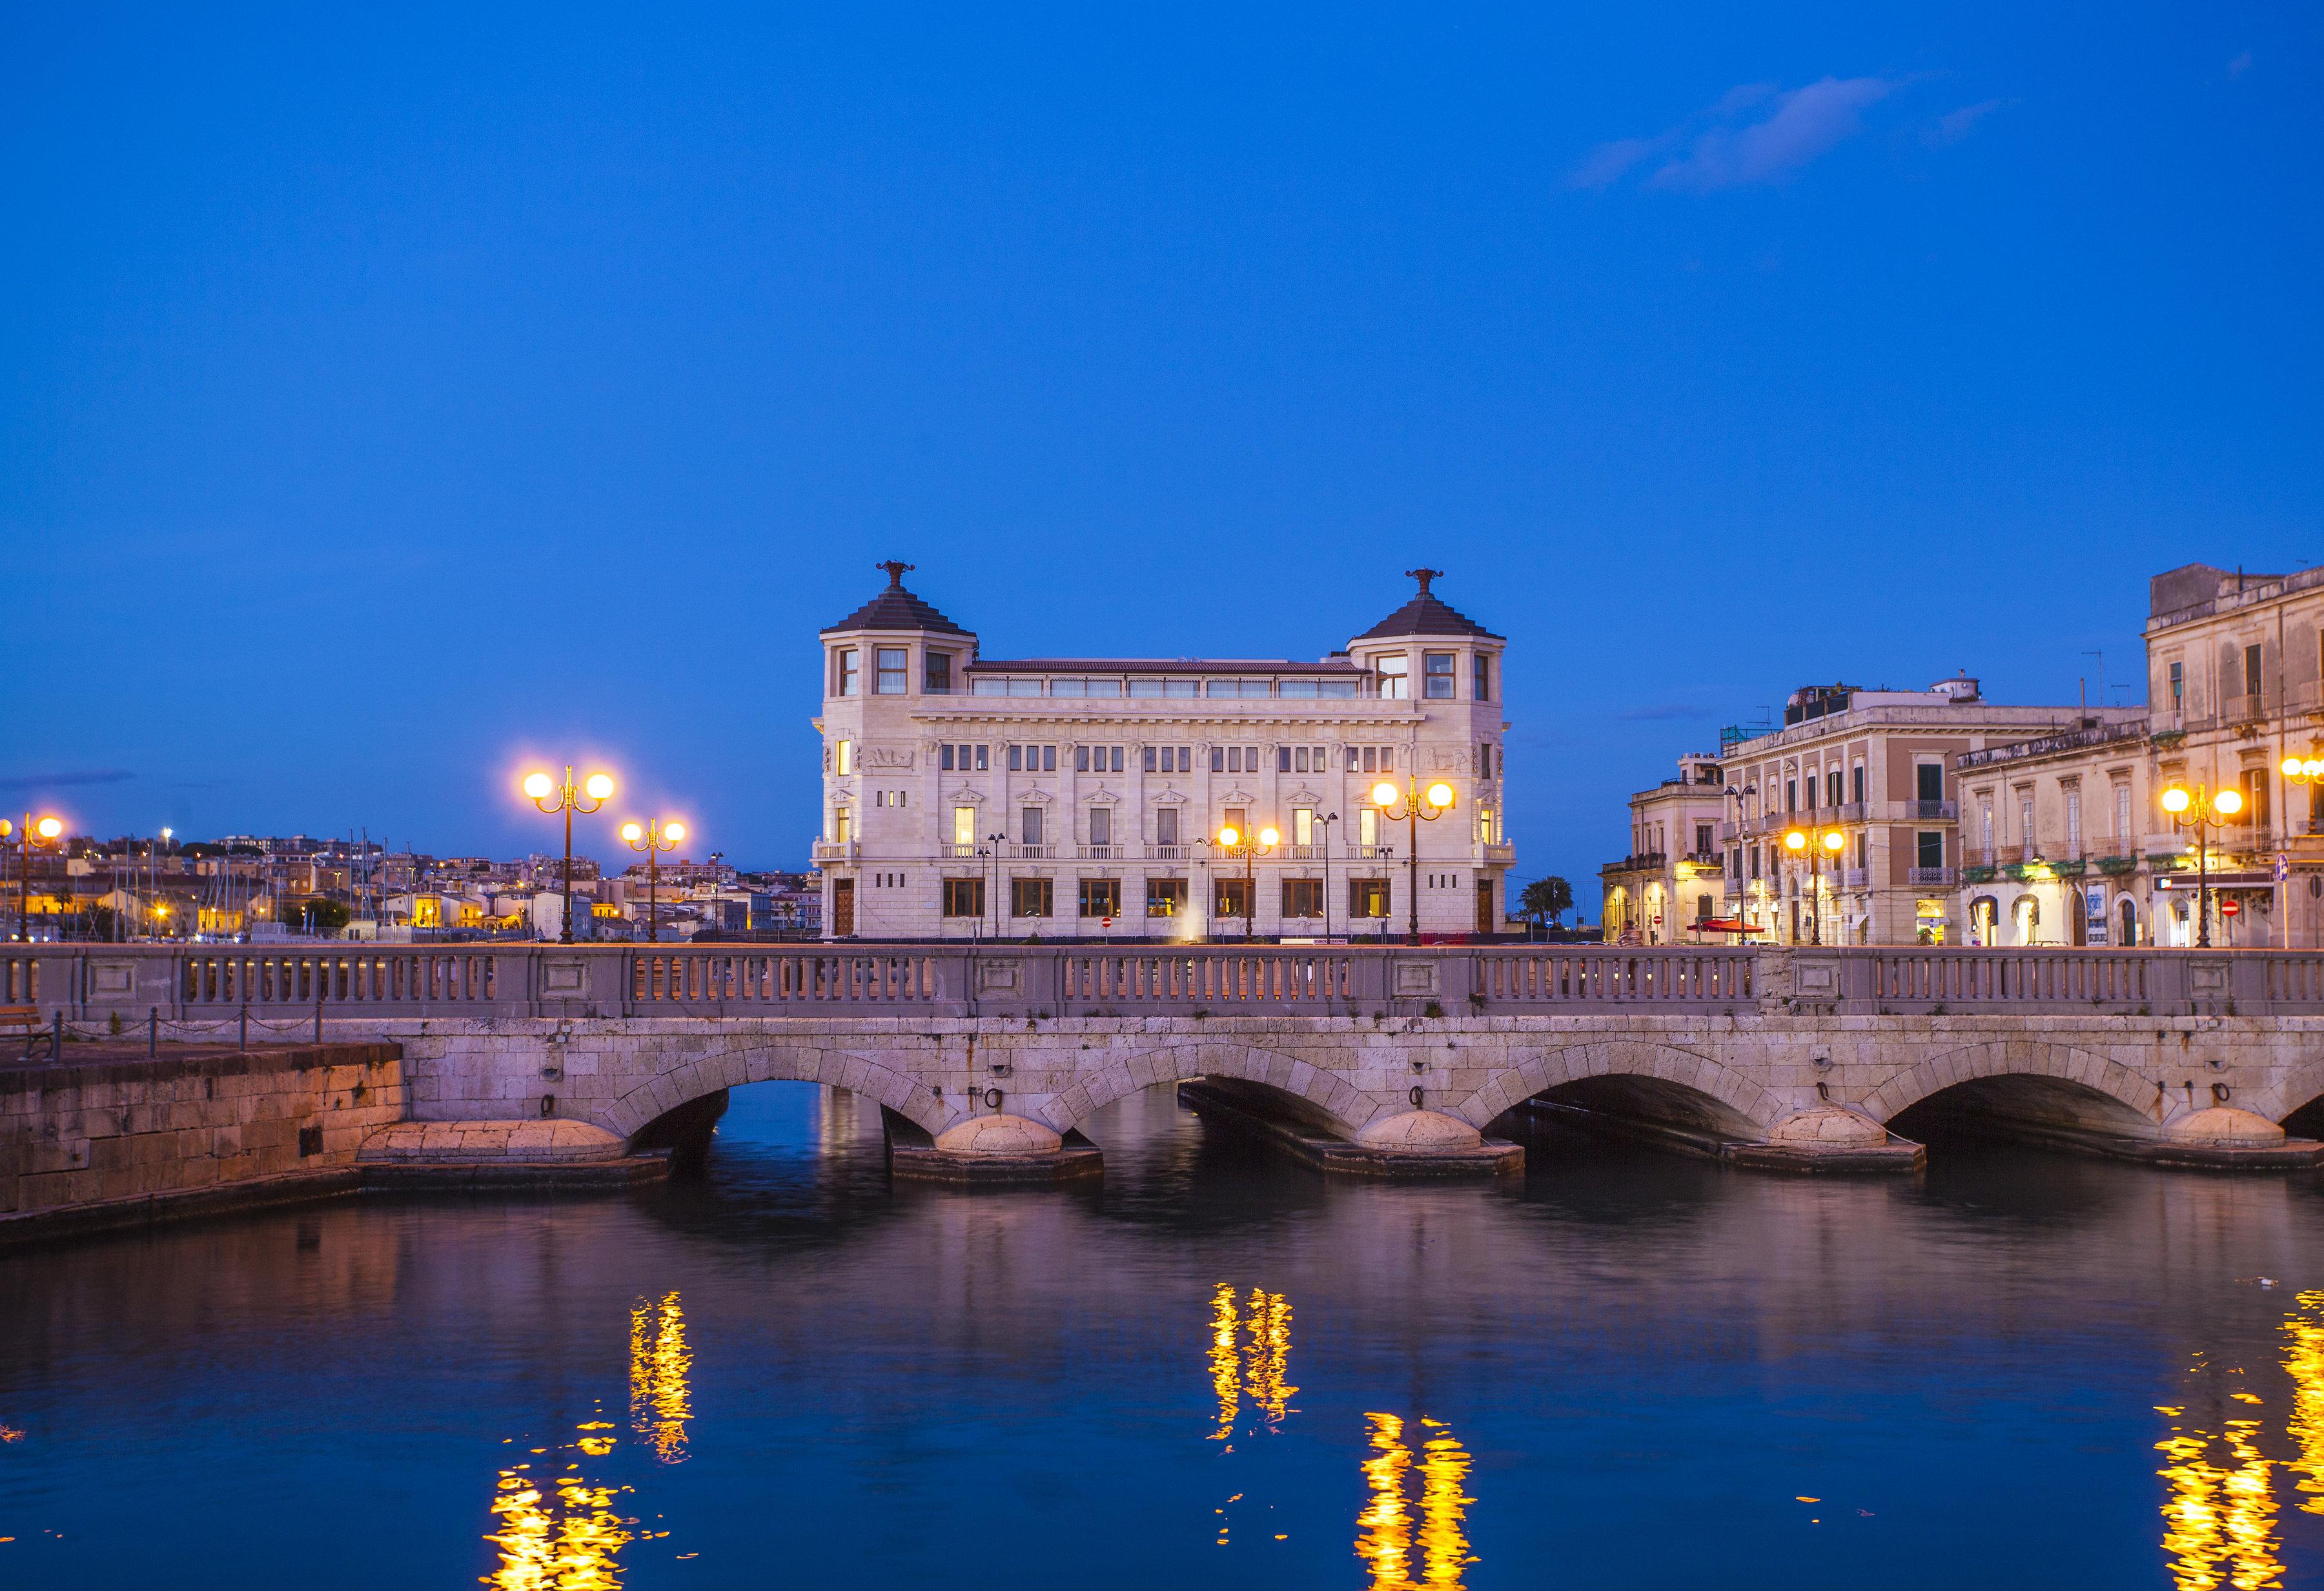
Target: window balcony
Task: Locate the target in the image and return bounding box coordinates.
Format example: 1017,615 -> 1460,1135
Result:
1079,845 -> 1124,860
811,840 -> 857,863
1349,844 -> 1396,860
1146,845 -> 1190,861
939,842 -> 981,860
1908,800 -> 1959,821
1837,802 -> 1868,822
1482,842 -> 1514,865
1906,866 -> 1956,886
1279,845 -> 1325,861
1840,867 -> 1870,889
1004,843 -> 1056,860
1718,820 -> 1744,842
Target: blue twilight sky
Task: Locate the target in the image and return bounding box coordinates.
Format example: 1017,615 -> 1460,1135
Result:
3,5 -> 2319,891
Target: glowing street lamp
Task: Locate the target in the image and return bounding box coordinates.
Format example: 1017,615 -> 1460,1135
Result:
525,766 -> 615,944
620,818 -> 687,943
1371,774 -> 1456,945
2161,782 -> 2243,947
1212,819 -> 1279,942
3,813 -> 65,943
1780,824 -> 1848,946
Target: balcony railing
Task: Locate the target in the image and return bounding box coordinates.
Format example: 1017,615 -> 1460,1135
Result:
1718,820 -> 1744,842
1840,867 -> 1870,889
939,843 -> 980,860
1349,844 -> 1396,860
1004,843 -> 1056,860
1146,845 -> 1190,861
1908,800 -> 1959,822
1079,845 -> 1124,860
811,840 -> 857,862
1482,842 -> 1515,864
1906,866 -> 1956,886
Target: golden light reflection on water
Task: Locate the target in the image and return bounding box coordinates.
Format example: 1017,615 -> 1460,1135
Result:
1208,1284 -> 1296,1443
2285,1292 -> 2324,1517
1357,1412 -> 1476,1589
629,1292 -> 692,1464
2156,1411 -> 2282,1591
482,1421 -> 637,1590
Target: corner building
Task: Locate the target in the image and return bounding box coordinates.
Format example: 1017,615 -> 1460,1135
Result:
812,563 -> 1513,940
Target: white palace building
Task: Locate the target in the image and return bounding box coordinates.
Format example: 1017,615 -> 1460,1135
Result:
811,563 -> 1514,941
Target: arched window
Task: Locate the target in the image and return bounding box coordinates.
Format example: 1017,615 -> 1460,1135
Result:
2117,896 -> 2139,948
1969,895 -> 1999,945
2012,894 -> 2041,946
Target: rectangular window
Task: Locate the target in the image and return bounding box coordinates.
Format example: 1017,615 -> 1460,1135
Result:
1423,652 -> 1456,699
1009,745 -> 1023,772
1076,745 -> 1090,773
1827,771 -> 1842,807
2065,790 -> 2082,853
1020,807 -> 1043,846
874,647 -> 908,694
831,807 -> 852,844
2019,798 -> 2034,849
1227,747 -> 1242,773
1349,878 -> 1391,918
1695,823 -> 1713,856
2243,767 -> 2270,828
835,738 -> 853,776
1211,747 -> 1225,773
1851,764 -> 1865,804
1855,833 -> 1868,869
1474,654 -> 1491,701
1478,806 -> 1496,844
2246,642 -> 2263,702
953,806 -> 976,847
1044,745 -> 1056,772
1380,747 -> 1392,773
975,745 -> 989,772
941,744 -> 955,771
1144,746 -> 1157,773
1156,807 -> 1179,847
1011,878 -> 1052,918
1980,801 -> 1995,860
1214,878 -> 1250,918
1146,878 -> 1185,918
924,651 -> 952,694
1786,779 -> 1797,813
1278,746 -> 1292,773
1363,747 -> 1378,774
2169,660 -> 2184,709
942,878 -> 984,918
1917,831 -> 1944,869
1359,808 -> 1379,847
1222,807 -> 1248,842
1111,747 -> 1124,773
1078,879 -> 1121,918
1749,844 -> 1760,880
2115,785 -> 2131,844
833,648 -> 859,697
1917,764 -> 1944,805
1294,807 -> 1314,845
1376,656 -> 1408,700
1282,878 -> 1323,918
1088,807 -> 1112,847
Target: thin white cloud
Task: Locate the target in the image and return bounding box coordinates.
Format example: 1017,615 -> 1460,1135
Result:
1926,97 -> 2007,148
2227,51 -> 2252,80
1573,76 -> 1901,193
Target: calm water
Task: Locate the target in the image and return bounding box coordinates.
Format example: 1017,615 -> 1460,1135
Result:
6,1085 -> 2324,1590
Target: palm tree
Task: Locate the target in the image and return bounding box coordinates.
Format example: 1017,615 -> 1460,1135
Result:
1519,877 -> 1573,938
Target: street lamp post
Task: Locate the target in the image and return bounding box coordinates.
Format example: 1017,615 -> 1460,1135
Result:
1319,811 -> 1339,942
1780,823 -> 1848,946
1212,819 -> 1279,942
620,818 -> 688,943
2161,782 -> 2245,948
1727,783 -> 1757,938
1370,775 -> 1456,946
524,766 -> 615,945
2,814 -> 64,943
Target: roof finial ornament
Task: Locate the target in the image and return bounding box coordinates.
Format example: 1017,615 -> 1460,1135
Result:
878,560 -> 915,589
1406,567 -> 1443,597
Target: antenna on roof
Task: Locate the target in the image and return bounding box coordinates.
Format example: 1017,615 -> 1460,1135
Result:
877,560 -> 915,588
1405,568 -> 1443,596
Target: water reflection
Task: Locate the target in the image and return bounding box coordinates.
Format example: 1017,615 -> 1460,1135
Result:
2286,1292 -> 2324,1518
482,1420 -> 636,1591
1357,1413 -> 1476,1589
628,1293 -> 692,1464
1207,1284 -> 1296,1443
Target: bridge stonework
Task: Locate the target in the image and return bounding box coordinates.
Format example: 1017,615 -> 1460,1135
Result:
9,944 -> 2324,1177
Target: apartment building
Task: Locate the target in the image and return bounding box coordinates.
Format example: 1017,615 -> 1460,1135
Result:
1952,722 -> 2157,946
1599,754 -> 1729,943
1718,678 -> 2138,946
812,563 -> 1513,940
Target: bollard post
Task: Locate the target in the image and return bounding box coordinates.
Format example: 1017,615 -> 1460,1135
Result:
52,1009 -> 63,1062
313,1000 -> 322,1045
148,1006 -> 158,1059
240,1003 -> 249,1052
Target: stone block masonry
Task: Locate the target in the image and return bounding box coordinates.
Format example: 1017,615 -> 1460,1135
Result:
0,1041 -> 408,1241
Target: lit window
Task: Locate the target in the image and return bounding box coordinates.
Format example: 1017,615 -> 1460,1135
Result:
953,806 -> 977,846
1376,655 -> 1408,700
835,738 -> 853,776
874,647 -> 908,694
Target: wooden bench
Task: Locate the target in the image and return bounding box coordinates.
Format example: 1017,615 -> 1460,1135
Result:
0,1005 -> 38,1036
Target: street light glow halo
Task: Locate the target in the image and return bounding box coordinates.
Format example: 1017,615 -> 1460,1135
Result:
1425,782 -> 1454,810
1370,781 -> 1398,808
36,817 -> 61,839
1823,831 -> 1845,852
1784,830 -> 1807,851
1258,827 -> 1279,847
2285,757 -> 2303,778
523,773 -> 554,800
2216,787 -> 2244,816
621,822 -> 643,843
2161,787 -> 2190,813
584,773 -> 615,801
1218,825 -> 1240,847
665,822 -> 686,843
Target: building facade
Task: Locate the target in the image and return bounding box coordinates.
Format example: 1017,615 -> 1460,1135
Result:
1599,754 -> 1729,943
1949,720 -> 2157,946
812,563 -> 1514,940
1716,679 -> 2141,946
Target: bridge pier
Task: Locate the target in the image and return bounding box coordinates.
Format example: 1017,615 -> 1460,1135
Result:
1178,1080 -> 1524,1177
882,1108 -> 1103,1186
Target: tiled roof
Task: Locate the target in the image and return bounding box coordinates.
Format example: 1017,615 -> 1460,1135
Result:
821,561 -> 973,636
1352,569 -> 1502,642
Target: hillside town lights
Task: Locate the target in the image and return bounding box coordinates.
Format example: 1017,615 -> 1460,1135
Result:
620,818 -> 687,944
525,767 -> 615,944
1371,775 -> 1456,945
3,814 -> 65,943
1781,825 -> 1847,946
1213,820 -> 1279,942
2161,782 -> 2242,948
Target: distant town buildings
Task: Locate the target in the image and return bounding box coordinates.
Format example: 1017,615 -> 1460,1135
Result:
1607,562 -> 2324,949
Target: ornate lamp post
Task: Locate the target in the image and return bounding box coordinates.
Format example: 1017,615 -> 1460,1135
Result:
1780,824 -> 1847,946
524,766 -> 615,944
1212,819 -> 1279,942
3,814 -> 64,943
620,818 -> 687,943
2161,782 -> 2243,948
1370,775 -> 1456,945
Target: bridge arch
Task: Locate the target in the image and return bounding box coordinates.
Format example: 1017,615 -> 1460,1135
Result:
1860,1040 -> 2161,1129
2253,1060 -> 2324,1133
1449,1040 -> 1783,1138
1048,1037 -> 1369,1139
604,1037 -> 952,1145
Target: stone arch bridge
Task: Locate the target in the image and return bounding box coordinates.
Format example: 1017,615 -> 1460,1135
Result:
14,942 -> 2324,1177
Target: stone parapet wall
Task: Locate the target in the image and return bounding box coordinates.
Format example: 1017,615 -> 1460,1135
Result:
0,1042 -> 406,1223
